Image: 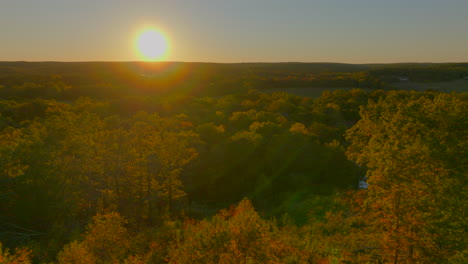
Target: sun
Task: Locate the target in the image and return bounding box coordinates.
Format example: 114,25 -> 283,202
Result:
135,28 -> 169,61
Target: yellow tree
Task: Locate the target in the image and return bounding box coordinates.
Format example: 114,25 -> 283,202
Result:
346,91 -> 467,263
168,199 -> 307,264
57,212 -> 130,264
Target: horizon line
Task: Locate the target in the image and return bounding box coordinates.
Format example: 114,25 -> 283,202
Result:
1,60 -> 467,65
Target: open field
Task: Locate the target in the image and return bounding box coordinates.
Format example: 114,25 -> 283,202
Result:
390,79 -> 468,92
261,79 -> 468,98
260,87 -> 373,98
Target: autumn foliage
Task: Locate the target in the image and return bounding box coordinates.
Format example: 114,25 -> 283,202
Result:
0,83 -> 465,263
346,91 -> 467,263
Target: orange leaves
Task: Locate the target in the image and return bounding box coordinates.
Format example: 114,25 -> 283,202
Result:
57,212 -> 130,264
0,243 -> 32,264
167,199 -> 308,264
344,91 -> 467,263
57,241 -> 97,264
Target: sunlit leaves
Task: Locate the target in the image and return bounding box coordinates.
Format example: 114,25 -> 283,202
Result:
58,212 -> 129,264
345,91 -> 467,263
0,243 -> 32,264
57,241 -> 97,264
168,199 -> 309,264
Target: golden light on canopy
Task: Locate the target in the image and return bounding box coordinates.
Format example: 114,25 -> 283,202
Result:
135,28 -> 170,61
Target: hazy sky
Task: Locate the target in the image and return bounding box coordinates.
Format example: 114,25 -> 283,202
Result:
1,0 -> 467,63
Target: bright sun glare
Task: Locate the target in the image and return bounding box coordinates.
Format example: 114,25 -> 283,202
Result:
135,28 -> 169,61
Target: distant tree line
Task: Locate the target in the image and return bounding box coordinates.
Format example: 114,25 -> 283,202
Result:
1,62 -> 468,101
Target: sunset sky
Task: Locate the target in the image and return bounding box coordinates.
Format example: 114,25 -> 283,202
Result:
1,0 -> 467,63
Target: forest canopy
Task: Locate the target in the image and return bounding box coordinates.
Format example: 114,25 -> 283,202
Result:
0,62 -> 466,263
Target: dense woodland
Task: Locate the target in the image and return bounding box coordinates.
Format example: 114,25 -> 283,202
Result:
0,62 -> 466,263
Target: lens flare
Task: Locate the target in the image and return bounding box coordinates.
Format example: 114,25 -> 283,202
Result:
135,28 -> 169,61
